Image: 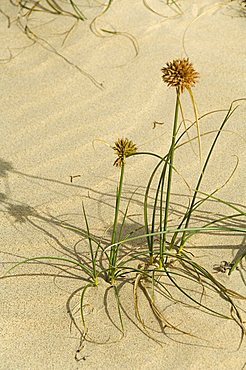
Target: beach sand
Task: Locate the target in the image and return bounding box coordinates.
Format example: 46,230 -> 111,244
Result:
0,1 -> 246,369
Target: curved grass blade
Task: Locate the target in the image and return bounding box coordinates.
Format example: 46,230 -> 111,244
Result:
101,29 -> 139,58
177,100 -> 242,252
69,0 -> 86,20
113,285 -> 125,335
90,0 -> 114,36
5,256 -> 94,280
82,202 -> 98,284
229,249 -> 246,275
80,283 -> 94,330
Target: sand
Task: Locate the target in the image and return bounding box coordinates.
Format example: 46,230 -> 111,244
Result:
0,0 -> 246,369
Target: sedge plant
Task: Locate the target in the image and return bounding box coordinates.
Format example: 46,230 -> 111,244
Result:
4,58 -> 246,346
107,138 -> 137,284
126,58 -> 246,343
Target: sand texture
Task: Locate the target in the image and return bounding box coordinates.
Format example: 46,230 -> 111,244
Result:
0,0 -> 246,369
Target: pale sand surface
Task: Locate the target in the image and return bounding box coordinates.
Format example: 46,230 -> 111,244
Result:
0,1 -> 246,369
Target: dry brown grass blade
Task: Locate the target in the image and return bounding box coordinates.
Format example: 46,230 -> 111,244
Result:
90,0 -> 113,37
133,270 -> 164,345
143,281 -> 197,337
178,97 -> 197,157
134,264 -> 199,340
0,7 -> 11,27
16,18 -> 104,89
57,19 -> 79,46
143,0 -> 177,18
101,29 -> 139,59
133,272 -> 145,327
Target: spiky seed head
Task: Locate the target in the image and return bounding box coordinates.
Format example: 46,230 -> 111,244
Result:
113,138 -> 137,167
161,58 -> 199,93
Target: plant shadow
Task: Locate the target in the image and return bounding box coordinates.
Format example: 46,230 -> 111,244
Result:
0,157 -> 245,351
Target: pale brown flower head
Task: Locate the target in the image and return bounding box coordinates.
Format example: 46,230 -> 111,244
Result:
113,138 -> 137,167
161,58 -> 199,93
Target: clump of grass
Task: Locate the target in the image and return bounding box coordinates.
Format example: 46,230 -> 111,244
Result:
4,58 -> 246,348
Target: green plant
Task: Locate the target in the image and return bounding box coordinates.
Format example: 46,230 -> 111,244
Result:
4,58 -> 246,348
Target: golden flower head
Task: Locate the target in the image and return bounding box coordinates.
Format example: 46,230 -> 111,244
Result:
113,138 -> 137,167
161,58 -> 199,93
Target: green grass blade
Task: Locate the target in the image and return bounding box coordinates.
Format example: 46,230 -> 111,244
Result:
177,102 -> 240,252
80,283 -> 94,330
82,202 -> 98,283
5,256 -> 94,279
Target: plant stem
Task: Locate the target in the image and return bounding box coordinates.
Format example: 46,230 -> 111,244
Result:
82,202 -> 98,284
177,103 -> 239,254
144,155 -> 167,259
160,87 -> 180,266
108,161 -> 125,283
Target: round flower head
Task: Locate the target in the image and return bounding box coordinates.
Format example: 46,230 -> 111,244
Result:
113,138 -> 137,167
161,58 -> 199,93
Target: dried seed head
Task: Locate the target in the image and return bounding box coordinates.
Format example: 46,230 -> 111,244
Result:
161,58 -> 199,93
113,138 -> 137,167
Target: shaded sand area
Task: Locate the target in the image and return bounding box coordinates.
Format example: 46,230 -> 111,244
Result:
0,1 -> 246,369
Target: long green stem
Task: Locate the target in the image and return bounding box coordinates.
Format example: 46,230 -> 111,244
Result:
82,202 -> 98,285
158,163 -> 168,250
108,224 -> 246,252
108,161 -> 125,283
177,103 -> 239,253
160,87 -> 180,266
144,154 -> 168,258
169,103 -> 239,251
144,159 -> 169,264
